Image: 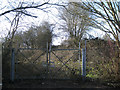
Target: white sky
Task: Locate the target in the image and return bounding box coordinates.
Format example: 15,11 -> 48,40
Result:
0,0 -> 114,45
0,0 -> 66,45
69,0 -> 120,2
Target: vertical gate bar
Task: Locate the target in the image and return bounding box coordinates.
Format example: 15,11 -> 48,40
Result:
11,48 -> 15,82
84,40 -> 86,77
15,49 -> 17,80
82,48 -> 86,77
49,42 -> 51,65
46,42 -> 49,79
78,41 -> 81,75
16,49 -> 19,80
49,42 -> 51,78
0,43 -> 2,85
85,40 -> 86,68
46,42 -> 49,64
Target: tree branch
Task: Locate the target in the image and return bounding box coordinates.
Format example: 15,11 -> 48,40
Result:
0,2 -> 49,16
0,2 -> 67,17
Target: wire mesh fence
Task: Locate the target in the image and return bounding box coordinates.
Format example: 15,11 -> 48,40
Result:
15,48 -> 47,79
13,47 -> 82,80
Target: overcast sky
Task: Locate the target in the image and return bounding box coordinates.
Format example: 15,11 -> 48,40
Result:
0,0 -> 108,45
0,0 -> 67,45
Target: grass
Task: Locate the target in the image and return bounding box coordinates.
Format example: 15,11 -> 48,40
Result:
86,74 -> 98,78
3,39 -> 120,83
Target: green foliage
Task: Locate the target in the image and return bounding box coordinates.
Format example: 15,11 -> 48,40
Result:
12,21 -> 53,49
2,21 -> 54,81
86,74 -> 98,78
85,39 -> 120,82
60,3 -> 94,47
2,28 -> 120,82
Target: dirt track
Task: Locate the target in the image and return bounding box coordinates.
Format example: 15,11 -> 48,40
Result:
3,79 -> 115,88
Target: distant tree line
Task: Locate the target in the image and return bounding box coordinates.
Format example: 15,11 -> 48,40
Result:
12,21 -> 54,49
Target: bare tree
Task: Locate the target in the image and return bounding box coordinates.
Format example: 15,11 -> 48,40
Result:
80,1 -> 120,46
1,0 -> 66,48
78,0 -> 120,79
59,2 -> 95,46
2,1 -> 49,49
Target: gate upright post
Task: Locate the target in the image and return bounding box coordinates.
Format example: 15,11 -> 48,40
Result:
82,48 -> 86,77
85,40 -> 86,67
49,42 -> 52,78
82,40 -> 86,77
11,48 -> 15,82
46,42 -> 49,79
46,42 -> 49,65
49,42 -> 51,66
78,42 -> 81,75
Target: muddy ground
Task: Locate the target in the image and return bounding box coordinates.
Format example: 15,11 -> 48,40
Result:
2,78 -> 120,89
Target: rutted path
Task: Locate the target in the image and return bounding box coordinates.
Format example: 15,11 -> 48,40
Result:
3,79 -> 115,88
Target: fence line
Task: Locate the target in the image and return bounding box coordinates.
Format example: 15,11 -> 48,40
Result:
10,41 -> 87,81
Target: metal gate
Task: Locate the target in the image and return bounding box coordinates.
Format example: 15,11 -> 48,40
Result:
11,42 -> 86,81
